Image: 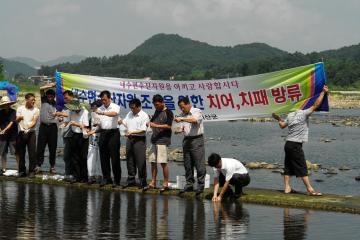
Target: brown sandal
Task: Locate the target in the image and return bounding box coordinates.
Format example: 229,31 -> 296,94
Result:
143,184 -> 156,191
307,191 -> 322,196
160,186 -> 169,193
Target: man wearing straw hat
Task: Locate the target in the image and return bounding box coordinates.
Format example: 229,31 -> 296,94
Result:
0,96 -> 18,175
64,99 -> 89,183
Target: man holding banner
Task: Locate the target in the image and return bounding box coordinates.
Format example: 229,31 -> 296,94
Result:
175,97 -> 206,195
272,85 -> 328,196
96,90 -> 121,187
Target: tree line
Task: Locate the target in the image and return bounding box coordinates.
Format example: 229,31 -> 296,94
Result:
38,51 -> 360,90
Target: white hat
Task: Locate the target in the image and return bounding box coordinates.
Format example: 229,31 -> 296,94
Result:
0,96 -> 16,108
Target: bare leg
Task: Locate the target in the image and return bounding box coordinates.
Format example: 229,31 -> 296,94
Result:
284,175 -> 292,193
301,176 -> 315,193
150,162 -> 157,187
161,163 -> 169,186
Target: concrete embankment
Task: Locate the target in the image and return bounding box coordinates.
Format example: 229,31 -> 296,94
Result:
1,175 -> 360,215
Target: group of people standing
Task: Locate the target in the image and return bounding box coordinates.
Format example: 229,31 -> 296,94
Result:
0,82 -> 328,200
0,84 -> 214,194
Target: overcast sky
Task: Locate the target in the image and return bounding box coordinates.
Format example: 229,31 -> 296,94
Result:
1,0 -> 359,61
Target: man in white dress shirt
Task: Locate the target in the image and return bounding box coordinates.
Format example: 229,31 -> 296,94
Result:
208,153 -> 250,201
96,90 -> 121,187
120,98 -> 150,189
175,97 -> 206,194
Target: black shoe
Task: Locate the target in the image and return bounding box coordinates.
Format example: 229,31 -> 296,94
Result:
28,172 -> 35,178
100,179 -> 113,187
196,189 -> 204,195
112,182 -> 121,188
70,178 -> 78,184
18,172 -> 27,177
179,187 -> 194,194
123,182 -> 136,189
80,178 -> 88,183
87,177 -> 96,185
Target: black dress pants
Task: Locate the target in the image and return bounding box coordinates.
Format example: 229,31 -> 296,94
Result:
126,136 -> 147,187
17,131 -> 37,174
98,129 -> 121,184
37,123 -> 58,168
69,132 -> 89,181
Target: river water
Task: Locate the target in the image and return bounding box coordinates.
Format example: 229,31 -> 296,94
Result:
0,181 -> 360,240
8,108 -> 359,195
1,109 -> 359,239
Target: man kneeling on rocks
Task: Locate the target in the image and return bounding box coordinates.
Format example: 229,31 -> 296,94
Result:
208,153 -> 250,201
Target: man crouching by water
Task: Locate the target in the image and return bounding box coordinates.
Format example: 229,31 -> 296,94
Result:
208,153 -> 250,201
272,85 -> 328,196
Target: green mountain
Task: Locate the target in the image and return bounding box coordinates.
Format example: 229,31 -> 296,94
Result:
37,33 -> 360,88
0,57 -> 37,78
9,55 -> 87,68
130,33 -> 287,64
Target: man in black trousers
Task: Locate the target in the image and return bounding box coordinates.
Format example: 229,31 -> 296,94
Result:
36,84 -> 58,174
96,90 -> 121,187
120,98 -> 149,189
175,97 -> 206,195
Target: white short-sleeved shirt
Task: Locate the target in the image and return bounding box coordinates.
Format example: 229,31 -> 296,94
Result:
180,107 -> 204,137
69,107 -> 89,134
98,103 -> 120,129
285,109 -> 312,143
122,110 -> 149,136
214,158 -> 248,181
16,105 -> 40,131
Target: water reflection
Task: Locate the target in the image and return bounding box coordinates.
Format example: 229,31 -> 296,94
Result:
213,202 -> 249,239
183,199 -> 205,239
283,208 -> 309,240
1,182 -> 358,239
150,195 -> 169,239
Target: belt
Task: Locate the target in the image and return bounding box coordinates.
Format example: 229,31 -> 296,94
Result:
286,141 -> 303,146
100,129 -> 118,133
19,130 -> 35,134
41,122 -> 57,126
184,134 -> 203,140
128,135 -> 146,140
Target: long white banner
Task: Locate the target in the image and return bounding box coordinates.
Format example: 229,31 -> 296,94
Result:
56,63 -> 328,121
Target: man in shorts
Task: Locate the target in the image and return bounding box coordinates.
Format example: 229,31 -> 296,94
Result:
145,94 -> 174,192
272,85 -> 328,196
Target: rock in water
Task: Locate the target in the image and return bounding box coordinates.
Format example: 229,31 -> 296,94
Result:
306,160 -> 321,171
324,168 -> 338,175
246,162 -> 261,169
355,176 -> 360,181
339,166 -> 351,171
